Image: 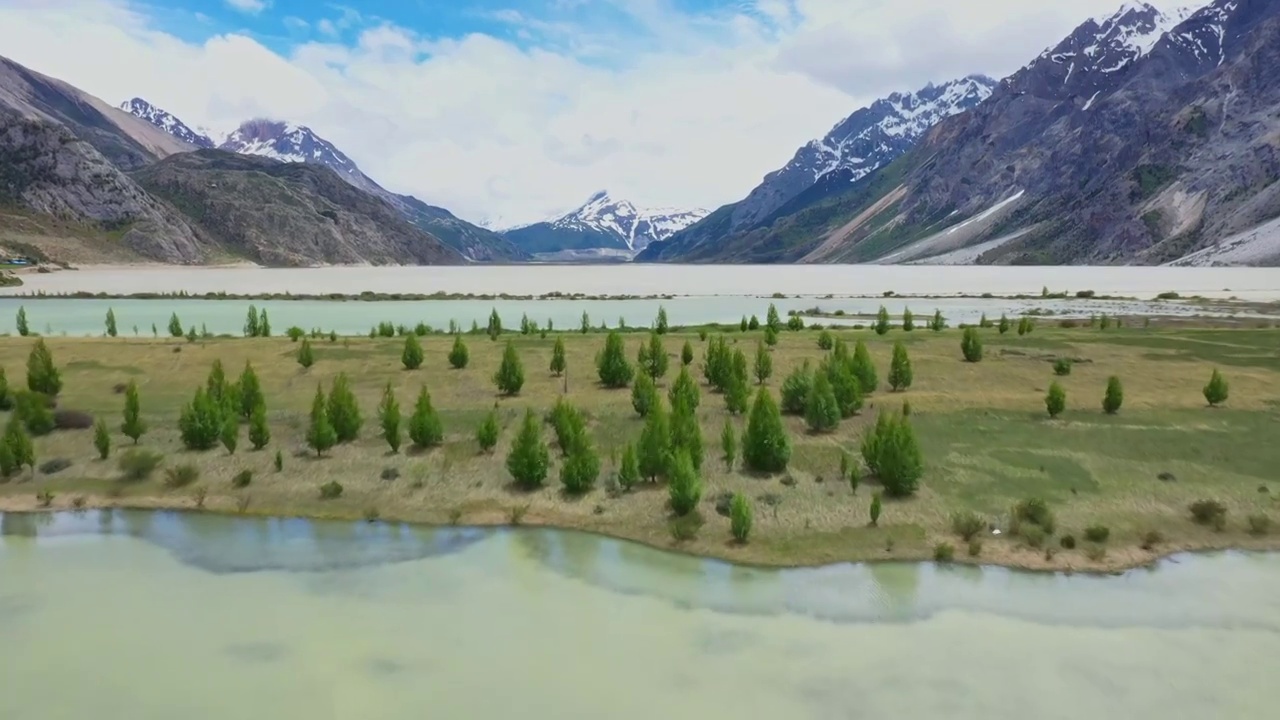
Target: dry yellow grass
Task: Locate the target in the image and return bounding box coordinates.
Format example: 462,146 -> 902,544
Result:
1,323 -> 1278,572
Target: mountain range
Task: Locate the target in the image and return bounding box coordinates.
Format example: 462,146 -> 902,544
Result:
640,0 -> 1280,266
3,0 -> 1279,267
501,190 -> 708,260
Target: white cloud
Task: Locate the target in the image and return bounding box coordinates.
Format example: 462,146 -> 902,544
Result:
0,0 -> 1194,226
225,0 -> 269,15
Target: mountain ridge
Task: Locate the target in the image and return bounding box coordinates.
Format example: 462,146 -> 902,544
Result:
502,190 -> 708,258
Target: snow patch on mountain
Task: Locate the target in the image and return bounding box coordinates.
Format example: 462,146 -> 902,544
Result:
217,119 -> 369,187
1033,2 -> 1204,81
118,98 -> 215,149
540,190 -> 709,252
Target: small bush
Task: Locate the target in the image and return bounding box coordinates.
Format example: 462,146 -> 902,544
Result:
231,470 -> 253,488
1084,544 -> 1107,562
1247,514 -> 1272,536
53,409 -> 94,430
1052,358 -> 1072,376
319,481 -> 343,499
1157,471 -> 1177,482
112,382 -> 128,394
950,510 -> 986,541
967,539 -> 983,557
1083,524 -> 1110,543
1021,525 -> 1048,548
1013,497 -> 1056,535
1140,530 -> 1164,550
117,448 -> 163,482
1059,534 -> 1077,549
164,463 -> 200,488
380,467 -> 400,481
933,543 -> 955,562
38,457 -> 72,474
1189,499 -> 1227,526
668,513 -> 703,542
509,504 -> 529,525
71,495 -> 87,510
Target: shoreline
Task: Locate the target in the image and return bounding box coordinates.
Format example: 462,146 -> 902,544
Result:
4,493 -> 1278,576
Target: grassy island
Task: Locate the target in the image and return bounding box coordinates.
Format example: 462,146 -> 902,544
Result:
1,308 -> 1277,572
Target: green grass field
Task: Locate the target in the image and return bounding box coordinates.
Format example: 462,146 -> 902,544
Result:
1,320 -> 1278,571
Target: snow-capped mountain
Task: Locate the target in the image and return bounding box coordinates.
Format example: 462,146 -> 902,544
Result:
637,75 -> 996,261
1019,1 -> 1202,102
117,103 -> 528,261
1164,0 -> 1245,67
502,190 -> 709,257
118,98 -> 215,149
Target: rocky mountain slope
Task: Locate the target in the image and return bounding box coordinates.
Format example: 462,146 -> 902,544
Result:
123,101 -> 526,262
638,75 -> 996,262
0,55 -> 463,266
642,0 -> 1280,267
503,190 -> 707,258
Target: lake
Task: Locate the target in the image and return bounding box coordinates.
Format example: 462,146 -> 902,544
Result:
2,510 -> 1278,720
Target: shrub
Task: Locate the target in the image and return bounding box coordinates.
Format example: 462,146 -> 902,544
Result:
729,493 -> 753,542
742,388 -> 791,473
1059,534 -> 1077,549
950,511 -> 986,541
39,457 -> 72,474
231,470 -> 253,488
1189,499 -> 1227,526
967,539 -> 983,557
596,332 -> 634,388
817,330 -> 834,350
297,338 -> 315,368
164,463 -> 200,488
669,513 -> 703,542
1203,369 -> 1228,407
15,391 -> 55,436
507,409 -> 550,490
493,341 -> 526,395
1102,376 -> 1123,414
933,543 -> 955,562
960,327 -> 983,362
53,409 -> 94,430
870,492 -> 882,526
860,411 -> 922,497
476,409 -> 500,453
319,481 -> 344,499
449,335 -> 471,369
1013,498 -> 1056,535
1084,544 -> 1107,562
274,449 -> 284,472
1247,514 -> 1271,536
93,419 -> 111,459
36,489 -> 54,507
1021,524 -> 1048,548
1053,358 -> 1072,376
1139,530 -> 1164,550
287,326 -> 305,341
1083,524 -> 1110,543
26,339 -> 62,396
631,372 -> 657,417
118,448 -> 163,482
380,467 -> 400,481
779,361 -> 814,415
1045,381 -> 1066,418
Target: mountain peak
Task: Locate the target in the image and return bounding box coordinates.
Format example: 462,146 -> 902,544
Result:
117,97 -> 215,149
504,191 -> 709,255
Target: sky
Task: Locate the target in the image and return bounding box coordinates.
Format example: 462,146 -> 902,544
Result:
0,0 -> 1191,227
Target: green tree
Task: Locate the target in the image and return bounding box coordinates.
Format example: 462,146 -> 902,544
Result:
327,373 -> 363,442
668,365 -> 700,411
448,335 -> 470,369
259,309 -> 271,337
178,387 -> 223,450
902,307 -> 915,332
378,383 -> 402,453
637,332 -> 669,381
754,340 -> 773,385
1017,316 -> 1032,336
961,327 -> 983,362
494,340 -> 525,395
805,370 -> 840,433
580,311 -> 591,333
506,409 -> 550,490
121,380 -> 146,443
220,411 -> 239,454
860,411 -> 923,497
549,397 -> 587,456
206,359 -> 227,403
787,314 -> 805,331
4,418 -> 34,474
476,408 -> 500,452
1203,368 -> 1228,407
729,493 -> 752,542
780,360 -> 813,415
638,401 -> 671,481
631,372 -> 657,417
669,389 -> 703,472
850,340 -> 878,394
15,306 -> 29,336
168,312 -> 184,337
887,341 -> 913,392
297,338 -> 315,368
402,333 -> 424,370
979,313 -> 992,329
93,418 -> 111,459
930,310 -> 945,331
560,431 -> 600,495
26,339 -> 62,396
721,419 -> 737,470
549,336 -> 567,376
740,316 -> 749,332
764,325 -> 779,347
596,331 -> 634,388
1046,381 -> 1066,418
244,305 -> 260,337
743,388 -> 791,473
748,315 -> 759,331
681,340 -> 694,366
874,306 -> 891,335
703,335 -> 731,391
655,305 -> 669,334
487,308 -> 503,340
105,308 -> 118,337
238,362 -> 263,420
765,303 -> 781,332
14,391 -> 53,436
667,449 -> 702,516
408,386 -> 444,449
870,492 -> 882,526
724,348 -> 751,414
306,385 -> 337,457
0,368 -> 10,411
1102,375 -> 1124,415
997,314 -> 1010,334
817,330 -> 834,350
824,356 -> 863,418
248,401 -> 271,450
618,443 -> 640,491
186,325 -> 198,343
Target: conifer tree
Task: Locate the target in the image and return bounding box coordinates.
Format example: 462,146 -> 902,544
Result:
618,443 -> 640,491
870,492 -> 882,526
655,305 -> 669,334
930,309 -> 945,331
850,340 -> 878,394
860,411 -> 922,497
449,334 -> 470,369
902,307 -> 915,332
549,335 -> 567,376
297,338 -> 315,368
402,333 -> 424,370
26,339 -> 62,396
494,340 -> 525,395
669,389 -> 703,471
168,312 -> 184,337
823,356 -> 863,418
979,313 -> 992,329
14,391 -> 53,436
4,418 -> 33,475
326,373 -> 362,442
105,308 -> 118,337
238,362 -> 263,420
764,325 -> 779,347
874,306 -> 891,335
765,303 -> 781,332
681,340 -> 694,366
220,411 -> 239,454
740,316 -> 749,332
205,359 -> 228,403
724,348 -> 751,414
631,372 -> 657,417
506,409 -> 549,490
121,380 -> 146,443
805,370 -> 840,433
1046,381 -> 1066,418
637,332 -> 669,380
408,385 -> 443,448
249,401 -> 271,450
580,311 -> 591,333
15,306 -> 29,336
754,340 -> 773,385
721,419 -> 737,470
1203,368 -> 1228,407
93,418 -> 111,459
729,493 -> 752,542
668,365 -> 700,411
638,400 -> 671,482
176,387 -> 221,450
259,309 -> 271,337
998,314 -> 1010,334
306,385 -> 337,457
743,388 -> 791,473
961,327 -> 983,362
0,368 -> 10,411
378,383 -> 402,453
1103,375 -> 1124,415
667,449 -> 702,516
596,331 -> 634,388
887,341 -> 913,391
703,335 -> 731,391
559,427 -> 600,495
244,305 -> 260,337
817,330 -> 834,350
487,308 -> 503,340
476,408 -> 500,453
